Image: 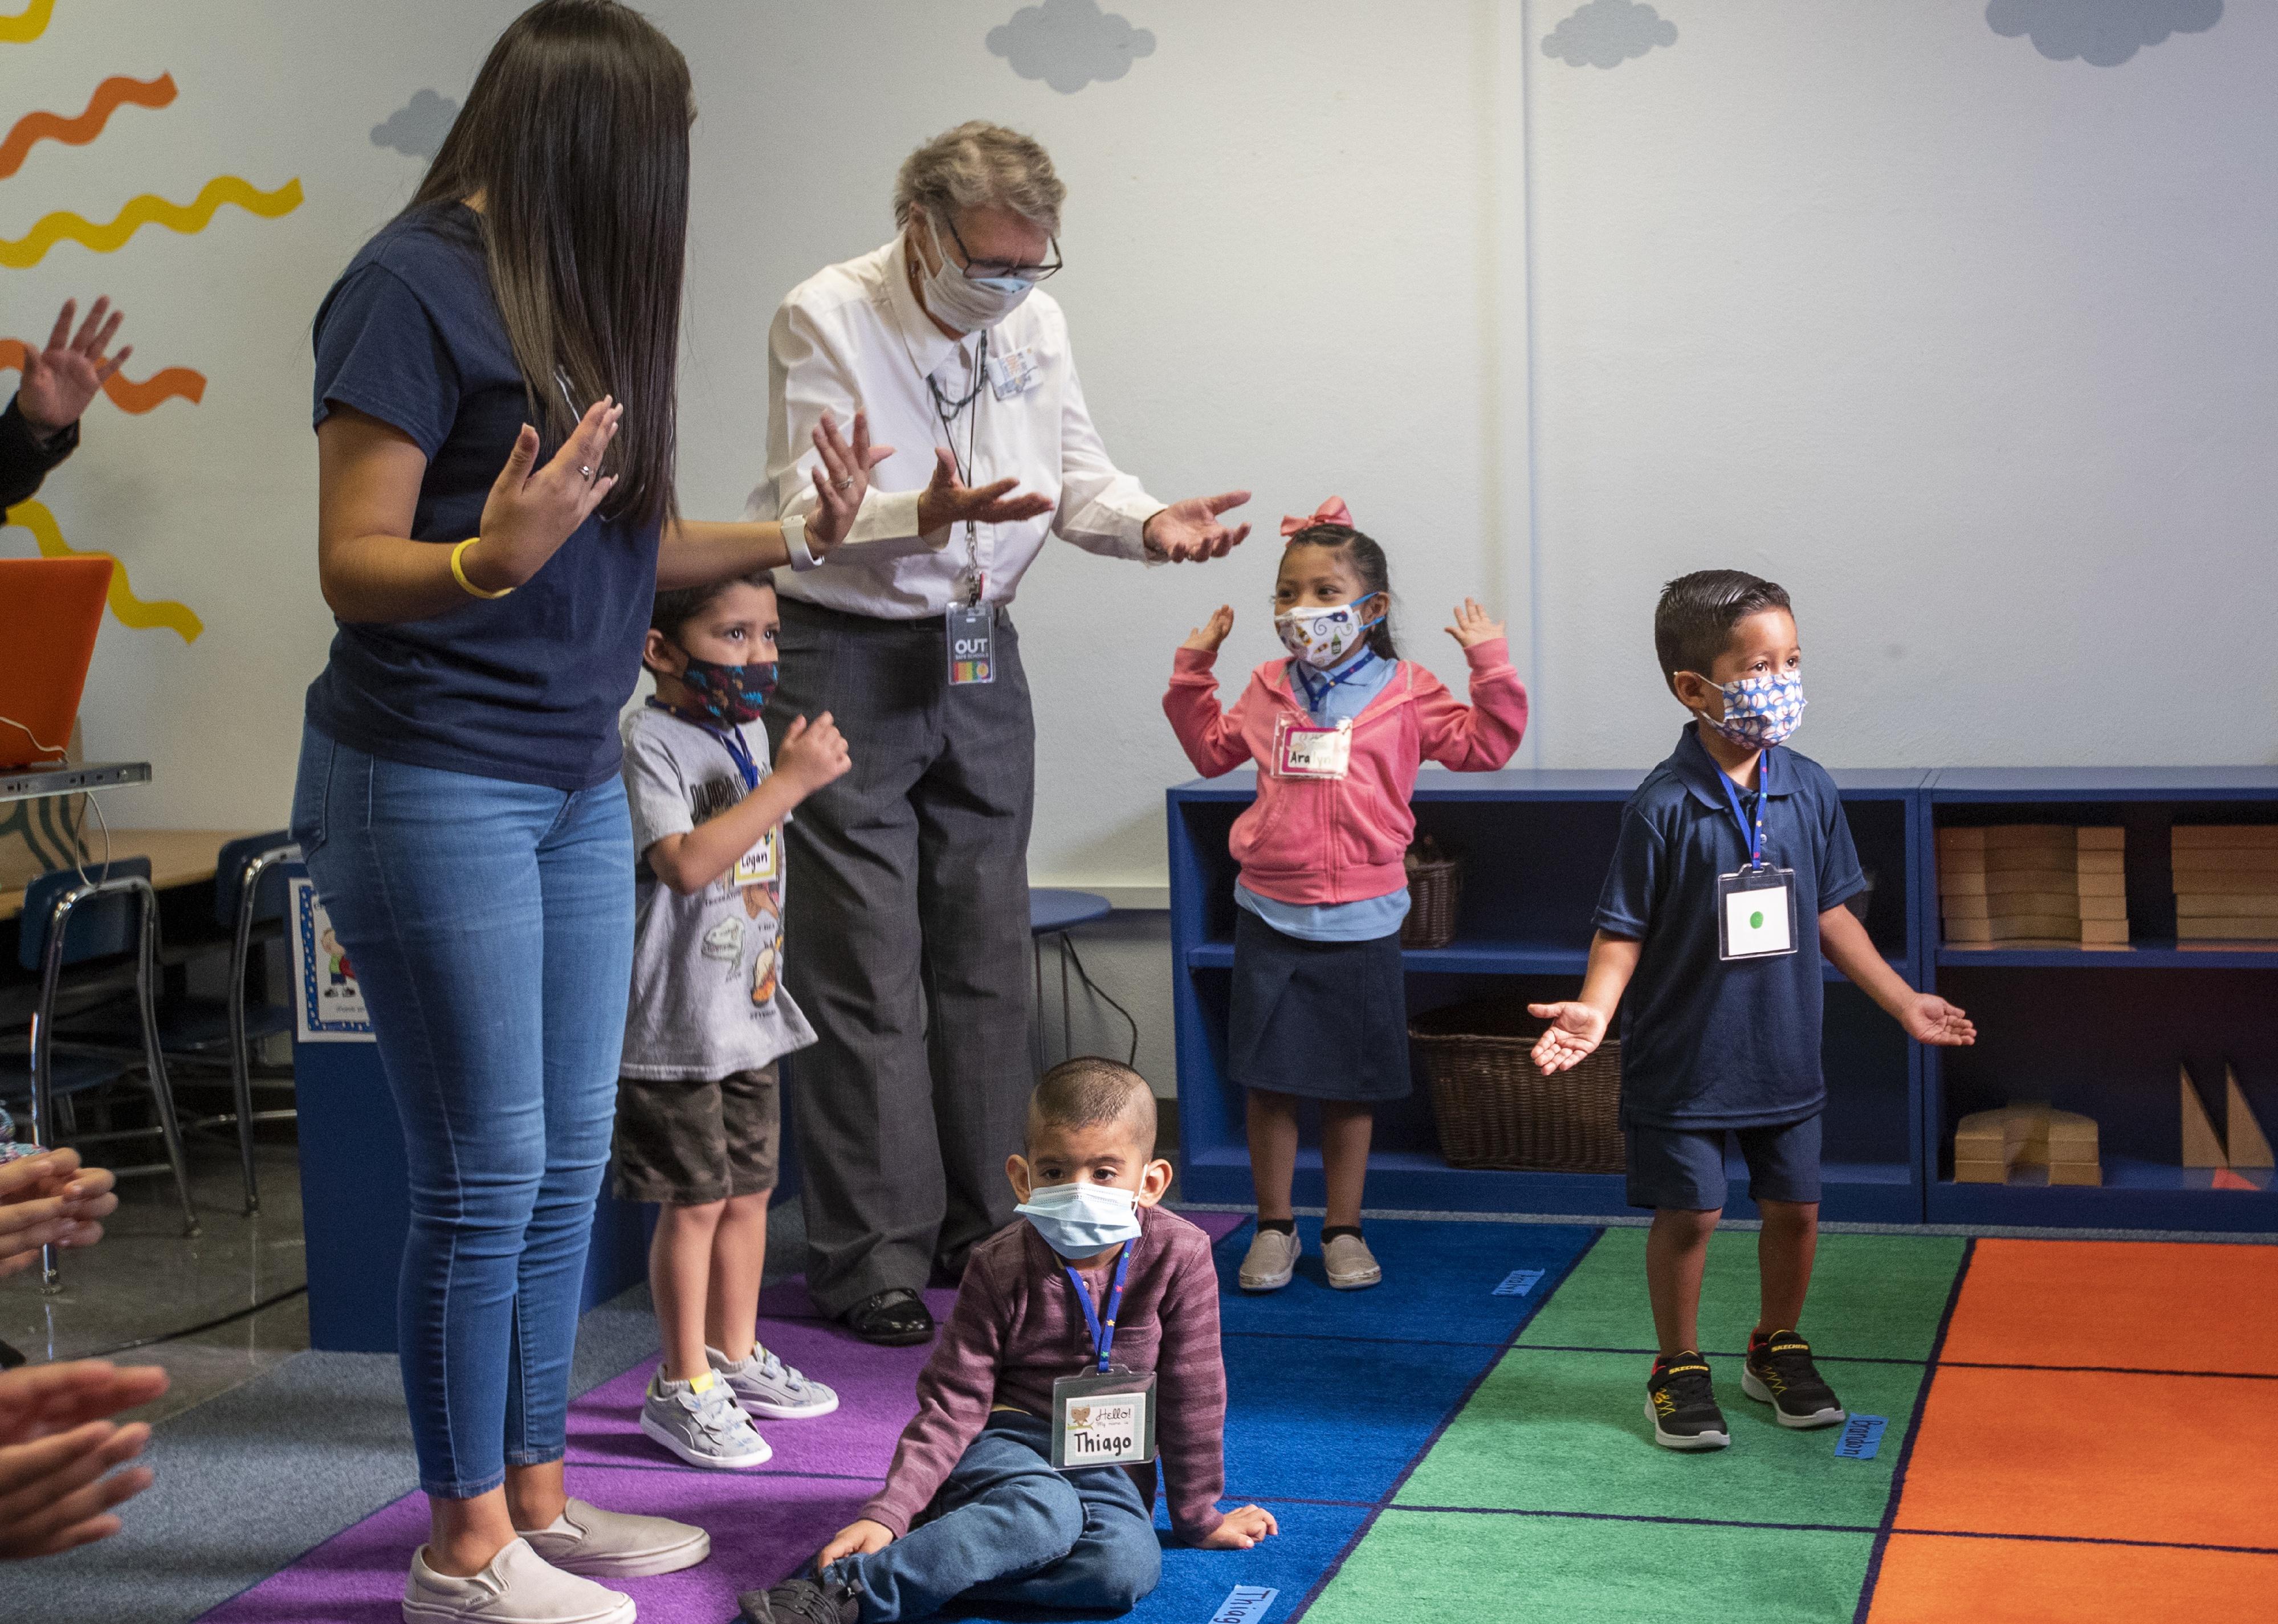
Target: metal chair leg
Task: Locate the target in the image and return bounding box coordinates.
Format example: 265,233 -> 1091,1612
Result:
30,986 -> 62,1296
136,889 -> 200,1238
227,982 -> 259,1216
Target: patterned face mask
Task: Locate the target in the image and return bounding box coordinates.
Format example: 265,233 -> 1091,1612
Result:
1695,670 -> 1806,749
675,654 -> 777,727
1274,593 -> 1380,671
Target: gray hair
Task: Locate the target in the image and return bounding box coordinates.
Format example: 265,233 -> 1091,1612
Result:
893,120 -> 1065,236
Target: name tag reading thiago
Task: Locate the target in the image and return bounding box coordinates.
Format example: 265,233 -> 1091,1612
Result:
1050,1241 -> 1158,1471
1715,769 -> 1798,961
1273,715 -> 1352,780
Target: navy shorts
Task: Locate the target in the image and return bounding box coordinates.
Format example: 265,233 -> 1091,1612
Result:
1625,1113 -> 1822,1211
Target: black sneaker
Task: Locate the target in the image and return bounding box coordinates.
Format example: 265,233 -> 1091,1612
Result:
742,1573 -> 859,1624
1645,1352 -> 1730,1450
1743,1328 -> 1847,1429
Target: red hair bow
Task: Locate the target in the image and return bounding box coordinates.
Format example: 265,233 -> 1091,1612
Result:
1279,496 -> 1353,538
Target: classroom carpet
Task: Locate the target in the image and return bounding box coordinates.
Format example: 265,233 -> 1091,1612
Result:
188,1219 -> 2278,1624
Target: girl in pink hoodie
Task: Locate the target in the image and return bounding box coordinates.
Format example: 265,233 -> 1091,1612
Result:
1163,500 -> 1529,1294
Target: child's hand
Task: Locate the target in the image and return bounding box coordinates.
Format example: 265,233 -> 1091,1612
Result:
0,1360 -> 169,1559
1446,597 -> 1503,650
0,1151 -> 116,1278
1527,1001 -> 1609,1074
772,712 -> 853,799
1181,605 -> 1234,654
1902,993 -> 1975,1047
1196,1504 -> 1279,1549
817,1518 -> 895,1565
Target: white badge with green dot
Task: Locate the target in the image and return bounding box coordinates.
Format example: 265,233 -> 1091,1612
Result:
1717,866 -> 1799,960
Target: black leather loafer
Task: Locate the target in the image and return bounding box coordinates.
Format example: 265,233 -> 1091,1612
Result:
840,1287 -> 934,1346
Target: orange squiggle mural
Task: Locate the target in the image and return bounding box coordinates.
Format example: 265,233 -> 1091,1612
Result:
0,73 -> 176,179
0,338 -> 204,413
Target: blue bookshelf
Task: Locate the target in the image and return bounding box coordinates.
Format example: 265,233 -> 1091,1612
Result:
1167,766 -> 1928,1225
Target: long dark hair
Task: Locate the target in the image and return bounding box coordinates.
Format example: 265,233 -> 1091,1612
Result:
1285,523 -> 1399,659
410,0 -> 689,531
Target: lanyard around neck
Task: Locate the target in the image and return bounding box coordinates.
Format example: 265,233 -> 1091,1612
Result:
1063,1239 -> 1135,1375
646,697 -> 759,793
1717,761 -> 1770,871
1293,650 -> 1379,714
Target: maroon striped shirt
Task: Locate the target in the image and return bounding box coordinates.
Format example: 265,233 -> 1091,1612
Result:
861,1203 -> 1229,1542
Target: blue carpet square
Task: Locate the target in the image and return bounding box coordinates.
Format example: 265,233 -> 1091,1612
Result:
1212,1218 -> 1599,1345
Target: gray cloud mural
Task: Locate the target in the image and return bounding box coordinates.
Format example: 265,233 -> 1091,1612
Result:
1541,0 -> 1677,68
987,0 -> 1155,95
1986,0 -> 2220,66
371,89 -> 458,160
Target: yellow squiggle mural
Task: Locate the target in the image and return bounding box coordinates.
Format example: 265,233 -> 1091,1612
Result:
5,499 -> 203,643
0,0 -> 54,46
0,174 -> 303,269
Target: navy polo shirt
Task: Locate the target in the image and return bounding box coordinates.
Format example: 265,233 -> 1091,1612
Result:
305,202 -> 661,792
1592,724 -> 1867,1131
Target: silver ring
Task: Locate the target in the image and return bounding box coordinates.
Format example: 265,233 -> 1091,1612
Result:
833,476 -> 853,491
578,465 -> 594,480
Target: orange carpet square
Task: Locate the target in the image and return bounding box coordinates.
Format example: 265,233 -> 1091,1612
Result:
1894,1365 -> 2278,1548
1865,1532 -> 2278,1623
1940,1239 -> 2278,1374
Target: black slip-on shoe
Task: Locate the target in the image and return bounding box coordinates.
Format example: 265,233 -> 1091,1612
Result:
839,1287 -> 935,1347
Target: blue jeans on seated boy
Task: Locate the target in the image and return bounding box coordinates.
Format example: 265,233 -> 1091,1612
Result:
829,1413 -> 1162,1621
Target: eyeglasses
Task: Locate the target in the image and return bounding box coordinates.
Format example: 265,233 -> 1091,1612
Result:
938,211 -> 1062,284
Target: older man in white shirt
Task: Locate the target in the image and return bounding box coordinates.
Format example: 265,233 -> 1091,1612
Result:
750,122 -> 1248,1345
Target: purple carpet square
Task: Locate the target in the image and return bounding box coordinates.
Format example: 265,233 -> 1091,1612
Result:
1185,1210 -> 1248,1245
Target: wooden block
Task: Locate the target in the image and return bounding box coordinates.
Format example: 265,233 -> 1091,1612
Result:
2226,1066 -> 2275,1169
2076,850 -> 2126,875
1982,851 -> 2080,876
2182,1064 -> 2227,1168
2175,893 -> 2278,919
1983,825 -> 2075,848
2079,918 -> 2131,944
2078,894 -> 2129,921
1940,900 -> 1991,925
1987,913 -> 2087,938
2075,827 -> 2125,851
1938,827 -> 1987,852
1954,1158 -> 2009,1184
2076,870 -> 2126,897
2171,826 -> 2278,848
2177,920 -> 2278,940
1977,872 -> 2083,900
1941,917 -> 1992,944
2044,1109 -> 2098,1150
2171,850 -> 2278,876
2166,870 -> 2278,895
2048,1160 -> 2103,1187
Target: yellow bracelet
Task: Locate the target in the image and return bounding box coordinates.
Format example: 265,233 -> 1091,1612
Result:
450,537 -> 513,599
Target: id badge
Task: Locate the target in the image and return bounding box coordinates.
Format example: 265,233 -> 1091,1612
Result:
986,346 -> 1039,399
1050,1368 -> 1156,1470
946,601 -> 995,685
1273,715 -> 1351,780
1717,866 -> 1799,960
732,825 -> 781,887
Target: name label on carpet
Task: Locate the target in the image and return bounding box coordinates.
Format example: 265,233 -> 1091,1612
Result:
1835,1414 -> 1888,1459
1493,1268 -> 1545,1296
1212,1585 -> 1280,1624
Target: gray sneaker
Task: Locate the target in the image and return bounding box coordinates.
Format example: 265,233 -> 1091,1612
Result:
639,1370 -> 773,1470
708,1343 -> 840,1419
402,1536 -> 634,1624
521,1496 -> 710,1578
1323,1232 -> 1383,1290
1238,1226 -> 1300,1292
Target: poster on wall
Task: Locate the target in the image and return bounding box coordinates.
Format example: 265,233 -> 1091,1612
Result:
290,876 -> 372,1043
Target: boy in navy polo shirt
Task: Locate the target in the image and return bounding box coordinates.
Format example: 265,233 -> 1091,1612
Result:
1530,570 -> 1975,1451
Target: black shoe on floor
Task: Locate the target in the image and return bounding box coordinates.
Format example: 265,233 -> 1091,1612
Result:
741,1574 -> 857,1624
840,1287 -> 935,1346
1645,1351 -> 1731,1451
1743,1328 -> 1847,1429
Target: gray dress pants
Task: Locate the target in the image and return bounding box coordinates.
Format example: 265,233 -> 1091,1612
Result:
766,597 -> 1036,1315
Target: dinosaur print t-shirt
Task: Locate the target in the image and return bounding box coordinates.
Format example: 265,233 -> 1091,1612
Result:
619,705 -> 817,1082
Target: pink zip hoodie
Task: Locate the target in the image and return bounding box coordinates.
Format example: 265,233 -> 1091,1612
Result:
1164,638 -> 1529,906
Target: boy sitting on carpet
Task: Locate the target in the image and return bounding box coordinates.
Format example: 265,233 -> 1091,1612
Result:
743,1058 -> 1277,1624
1528,570 -> 1975,1451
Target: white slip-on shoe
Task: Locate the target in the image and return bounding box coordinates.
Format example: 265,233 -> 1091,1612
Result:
1322,1232 -> 1384,1291
402,1536 -> 634,1624
1238,1226 -> 1300,1292
707,1344 -> 841,1419
638,1371 -> 773,1471
521,1496 -> 711,1578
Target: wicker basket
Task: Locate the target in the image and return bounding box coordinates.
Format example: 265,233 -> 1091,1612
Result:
1409,997 -> 1624,1173
1400,836 -> 1464,949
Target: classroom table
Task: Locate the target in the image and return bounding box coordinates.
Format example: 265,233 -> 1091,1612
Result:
1,829 -> 258,922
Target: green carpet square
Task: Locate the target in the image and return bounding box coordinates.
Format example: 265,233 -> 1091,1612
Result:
1394,1347 -> 1921,1527
1304,1507 -> 1874,1624
1519,1228 -> 1965,1362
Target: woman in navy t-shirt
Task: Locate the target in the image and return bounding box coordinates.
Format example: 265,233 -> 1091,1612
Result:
290,5 -> 874,1617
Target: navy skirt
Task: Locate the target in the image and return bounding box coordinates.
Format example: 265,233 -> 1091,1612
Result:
1227,907 -> 1412,1101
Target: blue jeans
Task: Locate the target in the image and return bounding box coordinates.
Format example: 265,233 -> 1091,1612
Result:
833,1413 -> 1163,1621
291,724 -> 634,1499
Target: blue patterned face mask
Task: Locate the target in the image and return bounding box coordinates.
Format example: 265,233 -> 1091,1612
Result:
1697,670 -> 1806,749
674,653 -> 777,727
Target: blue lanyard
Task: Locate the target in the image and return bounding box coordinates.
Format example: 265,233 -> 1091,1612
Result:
645,698 -> 759,792
1292,650 -> 1378,716
1717,763 -> 1771,871
1063,1240 -> 1135,1375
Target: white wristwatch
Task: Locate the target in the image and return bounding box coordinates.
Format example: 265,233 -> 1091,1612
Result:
783,511 -> 822,572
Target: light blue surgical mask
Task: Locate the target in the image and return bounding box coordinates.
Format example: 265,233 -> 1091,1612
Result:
1016,1180 -> 1143,1259
922,216 -> 1036,332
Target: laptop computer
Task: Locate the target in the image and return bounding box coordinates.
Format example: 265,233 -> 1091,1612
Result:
0,556 -> 112,769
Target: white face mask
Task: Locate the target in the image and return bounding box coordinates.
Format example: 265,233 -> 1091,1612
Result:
918,215 -> 1037,333
1275,594 -> 1380,670
1014,1180 -> 1144,1259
